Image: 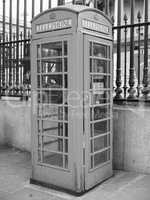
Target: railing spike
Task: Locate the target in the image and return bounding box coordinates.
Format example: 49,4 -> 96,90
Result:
111,16 -> 114,25
123,13 -> 128,22
137,10 -> 141,20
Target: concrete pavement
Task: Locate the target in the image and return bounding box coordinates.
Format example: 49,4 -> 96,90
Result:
0,146 -> 150,200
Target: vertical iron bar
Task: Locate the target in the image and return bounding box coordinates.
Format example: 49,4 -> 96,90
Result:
0,36 -> 1,97
12,33 -> 16,95
23,0 -> 27,98
0,34 -> 2,98
32,0 -> 35,19
128,0 -> 136,99
142,0 -> 149,99
112,16 -> 115,95
9,0 -> 12,92
105,0 -> 110,16
48,0 -> 51,8
20,32 -> 23,98
40,0 -> 43,13
137,11 -> 141,98
6,34 -> 9,93
123,14 -> 128,99
16,0 -> 19,94
114,0 -> 122,99
24,0 -> 27,39
2,0 -> 6,96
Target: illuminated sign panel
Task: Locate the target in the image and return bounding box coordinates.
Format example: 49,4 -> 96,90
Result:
82,19 -> 109,34
36,19 -> 72,33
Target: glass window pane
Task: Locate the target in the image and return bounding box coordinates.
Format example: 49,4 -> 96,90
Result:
37,92 -> 41,103
37,75 -> 40,88
42,121 -> 63,136
42,75 -> 63,88
90,108 -> 93,121
42,104 -> 63,120
42,59 -> 62,73
91,75 -> 110,89
93,43 -> 107,58
42,90 -> 63,104
37,61 -> 40,73
64,58 -> 68,72
90,124 -> 93,137
37,45 -> 40,58
42,42 -> 62,57
107,46 -> 110,59
43,151 -> 63,167
64,74 -> 68,88
65,123 -> 68,137
90,42 -> 92,56
94,135 -> 108,152
108,134 -> 110,147
90,59 -> 108,73
107,61 -> 110,73
92,91 -> 110,104
38,135 -> 42,149
65,139 -> 68,153
38,150 -> 41,162
90,140 -> 93,153
94,105 -> 110,121
93,120 -> 110,136
37,120 -> 41,133
64,107 -> 68,121
65,155 -> 68,169
64,91 -> 68,104
37,103 -> 42,117
90,156 -> 94,169
94,149 -> 110,167
64,41 -> 68,56
43,136 -> 63,152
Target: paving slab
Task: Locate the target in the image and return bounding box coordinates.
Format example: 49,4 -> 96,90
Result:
3,172 -> 150,200
0,146 -> 150,200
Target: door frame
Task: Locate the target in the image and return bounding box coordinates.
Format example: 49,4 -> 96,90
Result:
31,34 -> 83,192
83,34 -> 113,190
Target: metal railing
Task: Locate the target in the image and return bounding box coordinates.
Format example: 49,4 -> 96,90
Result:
113,0 -> 150,102
0,32 -> 31,100
1,0 -> 150,102
0,0 -> 110,100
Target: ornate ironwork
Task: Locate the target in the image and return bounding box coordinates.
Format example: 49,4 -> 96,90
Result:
114,0 -> 122,100
137,11 -> 142,98
142,0 -> 150,99
128,0 -> 136,100
123,14 -> 128,99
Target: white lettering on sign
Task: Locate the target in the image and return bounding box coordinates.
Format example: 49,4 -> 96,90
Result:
82,19 -> 109,34
36,19 -> 72,33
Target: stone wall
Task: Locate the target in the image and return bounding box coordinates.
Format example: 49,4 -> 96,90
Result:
0,99 -> 31,151
0,99 -> 150,174
113,102 -> 150,174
